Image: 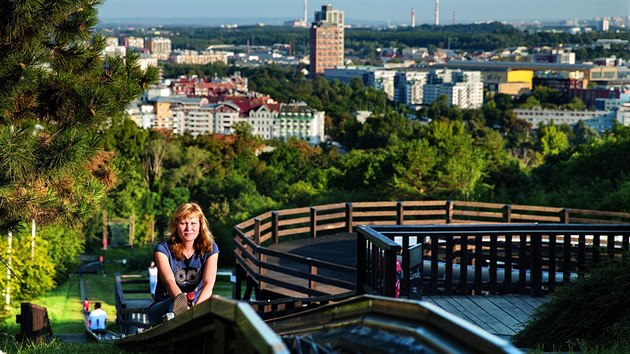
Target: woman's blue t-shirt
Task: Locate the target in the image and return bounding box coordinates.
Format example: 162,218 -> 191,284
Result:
153,240 -> 219,304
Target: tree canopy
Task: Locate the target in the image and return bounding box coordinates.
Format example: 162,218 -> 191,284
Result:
0,0 -> 158,232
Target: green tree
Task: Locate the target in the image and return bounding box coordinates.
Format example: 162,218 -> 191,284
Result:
538,124 -> 569,156
565,97 -> 586,111
0,0 -> 158,231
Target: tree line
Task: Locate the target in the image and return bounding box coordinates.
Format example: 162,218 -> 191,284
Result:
113,22 -> 630,60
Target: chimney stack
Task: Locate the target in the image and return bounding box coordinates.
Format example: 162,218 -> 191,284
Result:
411,8 -> 416,28
435,0 -> 440,26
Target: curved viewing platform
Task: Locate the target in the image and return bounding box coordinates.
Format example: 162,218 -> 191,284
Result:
114,200 -> 630,353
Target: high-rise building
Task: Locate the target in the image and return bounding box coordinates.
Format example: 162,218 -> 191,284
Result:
309,4 -> 344,77
147,37 -> 172,61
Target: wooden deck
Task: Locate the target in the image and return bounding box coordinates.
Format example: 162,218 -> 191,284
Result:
266,232 -> 547,339
423,295 -> 546,340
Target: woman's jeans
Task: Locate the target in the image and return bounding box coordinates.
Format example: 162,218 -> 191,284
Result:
148,298 -> 174,326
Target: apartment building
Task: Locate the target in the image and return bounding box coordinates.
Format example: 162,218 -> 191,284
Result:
147,37 -> 172,61
394,71 -> 427,106
423,69 -> 484,109
124,36 -> 145,51
170,49 -> 229,65
135,94 -> 325,144
513,107 -> 630,133
309,4 -> 344,76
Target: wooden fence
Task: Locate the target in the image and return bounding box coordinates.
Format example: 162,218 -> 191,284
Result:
114,273 -> 152,334
15,302 -> 52,343
357,223 -> 630,298
234,200 -> 630,299
116,295 -> 290,354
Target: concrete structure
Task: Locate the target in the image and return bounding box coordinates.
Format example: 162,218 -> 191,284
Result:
124,36 -> 145,51
147,37 -> 172,61
435,0 -> 439,26
106,37 -> 119,47
394,71 -> 427,106
423,69 -> 483,109
533,70 -> 586,96
532,49 -> 575,65
134,89 -> 325,144
411,8 -> 415,28
103,45 -> 126,58
309,5 -> 344,76
513,107 -> 630,133
170,50 -> 229,65
440,60 -> 595,87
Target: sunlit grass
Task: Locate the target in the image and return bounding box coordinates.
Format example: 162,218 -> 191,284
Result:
35,274 -> 84,334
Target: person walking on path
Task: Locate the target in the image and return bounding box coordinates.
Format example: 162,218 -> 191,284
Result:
148,261 -> 158,298
147,202 -> 219,326
82,298 -> 90,315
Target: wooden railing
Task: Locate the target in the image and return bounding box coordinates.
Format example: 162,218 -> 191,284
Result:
15,302 -> 53,343
234,200 -> 630,300
114,273 -> 152,334
357,223 -> 630,298
116,295 -> 290,354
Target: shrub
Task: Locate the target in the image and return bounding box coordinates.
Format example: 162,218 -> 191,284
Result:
513,253 -> 630,351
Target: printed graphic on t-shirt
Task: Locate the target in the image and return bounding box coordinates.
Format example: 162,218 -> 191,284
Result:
175,266 -> 201,287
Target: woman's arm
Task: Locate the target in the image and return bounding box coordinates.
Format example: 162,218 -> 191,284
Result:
196,252 -> 219,304
154,251 -> 182,298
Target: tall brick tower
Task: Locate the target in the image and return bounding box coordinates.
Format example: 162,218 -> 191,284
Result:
309,4 -> 344,77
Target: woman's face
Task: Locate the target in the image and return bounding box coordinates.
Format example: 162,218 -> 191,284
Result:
177,214 -> 200,243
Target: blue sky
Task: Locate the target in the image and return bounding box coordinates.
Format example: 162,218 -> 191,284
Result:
98,0 -> 630,25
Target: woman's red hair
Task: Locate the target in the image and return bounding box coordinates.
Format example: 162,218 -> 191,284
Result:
166,202 -> 215,260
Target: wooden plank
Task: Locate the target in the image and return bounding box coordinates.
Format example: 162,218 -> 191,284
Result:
484,296 -> 531,324
443,296 -> 515,336
423,297 -> 481,328
438,296 -> 496,333
453,201 -> 506,209
506,295 -> 543,312
401,200 -> 447,207
468,296 -> 521,331
515,294 -> 547,308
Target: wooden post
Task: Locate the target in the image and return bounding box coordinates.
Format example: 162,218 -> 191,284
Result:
254,218 -> 261,245
561,208 -> 570,224
383,249 -> 397,297
503,204 -> 512,223
356,228 -> 366,295
345,203 -> 353,233
272,212 -> 279,244
310,207 -> 317,239
308,264 -> 318,291
446,200 -> 453,224
233,266 -> 244,300
396,202 -> 404,225
532,234 -> 542,295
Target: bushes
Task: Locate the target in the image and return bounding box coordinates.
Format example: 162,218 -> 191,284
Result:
0,223 -> 83,317
513,254 -> 630,351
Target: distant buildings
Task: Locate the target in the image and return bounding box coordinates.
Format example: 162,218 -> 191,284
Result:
514,106 -> 630,133
170,49 -> 229,65
146,37 -> 172,60
325,66 -> 483,109
309,4 -> 345,76
128,74 -> 325,145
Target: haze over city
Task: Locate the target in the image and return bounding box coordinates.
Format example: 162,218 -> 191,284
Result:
99,0 -> 630,26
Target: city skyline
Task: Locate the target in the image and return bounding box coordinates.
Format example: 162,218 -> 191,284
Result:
98,0 -> 629,25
